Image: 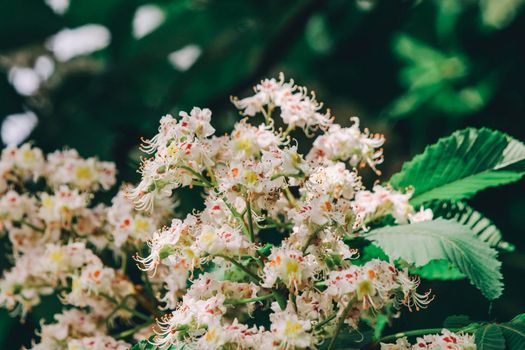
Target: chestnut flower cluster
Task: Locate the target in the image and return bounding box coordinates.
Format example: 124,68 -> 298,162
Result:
381,329 -> 476,350
0,75 -> 476,349
130,75 -> 441,349
0,144 -> 175,348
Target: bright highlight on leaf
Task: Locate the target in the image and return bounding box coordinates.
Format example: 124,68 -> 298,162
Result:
366,219 -> 503,300
390,128 -> 525,206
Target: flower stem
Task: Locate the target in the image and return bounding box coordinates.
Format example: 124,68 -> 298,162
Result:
20,219 -> 45,233
327,299 -> 354,350
221,196 -> 250,238
224,293 -> 274,305
113,321 -> 154,339
214,254 -> 261,283
179,165 -> 213,188
315,313 -> 337,330
378,325 -> 478,344
246,198 -> 255,242
283,187 -> 297,207
302,224 -> 327,254
99,292 -> 152,322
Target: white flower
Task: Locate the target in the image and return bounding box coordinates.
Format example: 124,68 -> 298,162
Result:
196,224 -> 253,256
307,117 -> 384,173
408,207 -> 434,223
270,302 -> 315,349
178,107 -> 215,138
0,143 -> 45,181
45,149 -> 116,191
326,259 -> 432,313
30,309 -> 101,350
153,294 -> 226,348
380,329 -> 476,350
135,217 -> 198,275
353,185 -> 413,224
262,247 -> 318,291
66,336 -> 129,350
233,73 -> 332,135
38,186 -> 87,224
306,162 -> 361,199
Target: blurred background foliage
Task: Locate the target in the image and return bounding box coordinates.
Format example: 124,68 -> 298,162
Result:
1,0 -> 524,348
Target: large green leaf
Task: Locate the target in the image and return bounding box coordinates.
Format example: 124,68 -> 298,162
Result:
390,128 -> 525,206
428,200 -> 514,252
473,315 -> 525,350
365,219 -> 503,300
413,200 -> 514,281
475,324 -> 506,350
499,319 -> 525,350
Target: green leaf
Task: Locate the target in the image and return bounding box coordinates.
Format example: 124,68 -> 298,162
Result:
374,314 -> 389,340
390,128 -> 525,206
393,34 -> 448,65
412,259 -> 466,280
428,200 -> 515,252
475,324 -> 506,350
443,314 -> 472,329
500,319 -> 525,350
365,219 -> 503,300
511,314 -> 525,323
353,244 -> 389,266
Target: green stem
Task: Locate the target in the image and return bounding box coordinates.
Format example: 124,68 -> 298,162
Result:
270,172 -> 304,181
179,165 -> 212,188
302,224 -> 327,254
262,104 -> 274,125
106,294 -> 136,328
221,196 -> 250,237
283,187 -> 297,207
20,219 -> 45,233
246,198 -> 255,242
113,321 -> 154,339
224,293 -> 274,305
120,252 -> 127,274
378,325 -> 478,344
214,254 -> 261,283
328,299 -> 354,350
282,124 -> 295,137
99,293 -> 151,322
315,313 -> 337,330
314,280 -> 327,288
206,166 -> 217,187
143,272 -> 159,312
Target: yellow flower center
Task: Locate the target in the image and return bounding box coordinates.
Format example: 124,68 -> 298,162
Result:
42,197 -> 54,208
49,250 -> 63,263
134,218 -> 150,232
243,170 -> 258,184
75,166 -> 93,181
284,320 -> 302,336
22,149 -> 36,162
205,328 -> 217,342
357,279 -> 374,300
235,139 -> 253,153
285,260 -> 299,275
200,230 -> 215,243
166,143 -> 178,157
